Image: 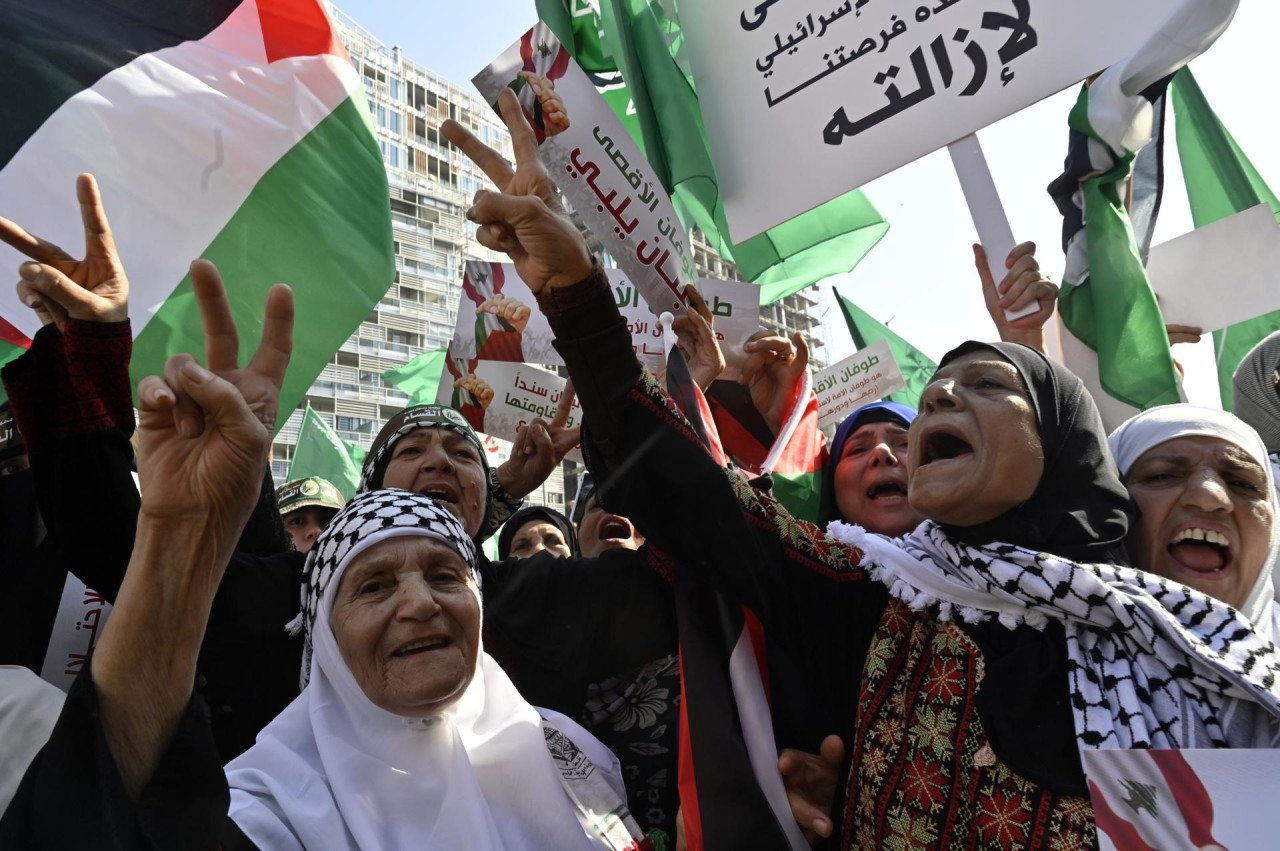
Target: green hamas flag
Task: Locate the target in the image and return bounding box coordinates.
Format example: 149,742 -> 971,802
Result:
382,348 -> 447,407
288,403 -> 366,500
535,0 -> 614,74
835,288 -> 936,408
592,0 -> 887,304
1170,68 -> 1280,411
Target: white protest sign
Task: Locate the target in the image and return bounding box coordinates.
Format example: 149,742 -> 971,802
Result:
435,348 -> 583,461
682,0 -> 1178,240
40,576 -> 111,693
813,339 -> 906,429
453,261 -> 762,378
1148,203 -> 1280,333
1083,748 -> 1280,850
473,23 -> 692,315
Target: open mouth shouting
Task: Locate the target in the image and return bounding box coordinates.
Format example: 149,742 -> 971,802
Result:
918,427 -> 975,468
1165,524 -> 1234,575
417,482 -> 461,514
866,479 -> 908,503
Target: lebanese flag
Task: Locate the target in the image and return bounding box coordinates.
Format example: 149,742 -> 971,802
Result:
1085,749 -> 1225,851
0,0 -> 393,418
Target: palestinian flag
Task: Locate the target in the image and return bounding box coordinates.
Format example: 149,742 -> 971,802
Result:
705,379 -> 825,525
0,0 -> 393,417
835,287 -> 936,409
662,344 -> 808,851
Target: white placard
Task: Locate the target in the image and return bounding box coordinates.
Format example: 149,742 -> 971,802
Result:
682,0 -> 1178,240
813,339 -> 906,429
1148,203 -> 1280,333
453,262 -> 761,378
1084,748 -> 1280,850
436,351 -> 583,461
473,23 -> 693,315
39,576 -> 111,693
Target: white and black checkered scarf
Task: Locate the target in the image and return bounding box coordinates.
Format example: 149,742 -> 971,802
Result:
287,488 -> 477,687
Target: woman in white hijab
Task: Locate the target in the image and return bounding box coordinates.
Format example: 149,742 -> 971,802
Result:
226,489 -> 645,851
1109,404 -> 1279,638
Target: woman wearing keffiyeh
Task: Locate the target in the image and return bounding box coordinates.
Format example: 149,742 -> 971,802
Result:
441,89 -> 1280,850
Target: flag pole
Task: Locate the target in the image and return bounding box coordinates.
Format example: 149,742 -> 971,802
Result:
947,132 -> 1038,323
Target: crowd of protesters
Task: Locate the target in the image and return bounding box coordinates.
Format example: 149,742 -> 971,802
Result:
2,88 -> 1280,851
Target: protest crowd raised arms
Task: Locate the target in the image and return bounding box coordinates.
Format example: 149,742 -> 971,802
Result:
6,0 -> 1280,849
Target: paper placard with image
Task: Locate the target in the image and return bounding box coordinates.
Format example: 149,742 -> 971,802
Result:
680,0 -> 1179,240
813,339 -> 906,429
1083,747 -> 1280,850
434,345 -> 583,462
473,23 -> 693,315
452,260 -> 762,378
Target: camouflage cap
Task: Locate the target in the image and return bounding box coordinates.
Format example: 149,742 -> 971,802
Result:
277,477 -> 346,516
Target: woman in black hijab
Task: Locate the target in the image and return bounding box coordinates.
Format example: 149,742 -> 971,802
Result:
497,505 -> 580,560
543,274 -> 1280,848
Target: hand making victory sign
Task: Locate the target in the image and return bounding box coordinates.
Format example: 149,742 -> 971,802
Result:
0,173 -> 129,330
441,88 -> 592,293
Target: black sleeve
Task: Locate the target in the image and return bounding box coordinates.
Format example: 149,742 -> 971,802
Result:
480,547 -> 676,714
233,466 -> 293,557
0,657 -> 258,850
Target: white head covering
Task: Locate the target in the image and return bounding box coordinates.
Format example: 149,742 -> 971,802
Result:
225,490 -> 627,851
1108,404 -> 1279,638
1232,330 -> 1280,454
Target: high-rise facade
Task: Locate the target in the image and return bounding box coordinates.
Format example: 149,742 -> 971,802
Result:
271,5 -> 827,512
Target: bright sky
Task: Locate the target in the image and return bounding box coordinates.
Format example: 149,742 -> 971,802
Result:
337,0 -> 1279,403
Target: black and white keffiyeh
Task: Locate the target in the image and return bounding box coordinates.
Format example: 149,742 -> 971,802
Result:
288,489 -> 477,688
829,520 -> 1280,750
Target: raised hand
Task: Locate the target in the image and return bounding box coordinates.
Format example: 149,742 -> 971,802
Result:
975,242 -> 1058,353
0,173 -> 129,329
741,329 -> 810,437
134,263 -> 292,522
670,285 -> 725,390
779,735 -> 845,845
175,261 -> 295,434
517,71 -> 569,136
441,88 -> 592,293
499,380 -> 580,499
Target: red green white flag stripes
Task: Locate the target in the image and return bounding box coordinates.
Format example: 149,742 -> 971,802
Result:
0,0 -> 393,419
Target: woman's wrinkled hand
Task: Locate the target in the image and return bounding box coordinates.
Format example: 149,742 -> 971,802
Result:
0,173 -> 129,330
442,89 -> 592,293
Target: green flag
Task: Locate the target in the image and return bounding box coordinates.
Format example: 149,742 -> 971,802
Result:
1056,85 -> 1181,412
1170,68 -> 1280,411
382,348 -> 447,407
288,404 -> 366,500
595,0 -> 887,304
835,288 -> 936,408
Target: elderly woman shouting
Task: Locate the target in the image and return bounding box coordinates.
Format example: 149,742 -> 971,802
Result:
0,269 -> 648,851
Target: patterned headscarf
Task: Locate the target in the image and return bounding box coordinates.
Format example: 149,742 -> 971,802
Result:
359,404 -> 488,493
289,489 -> 477,688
